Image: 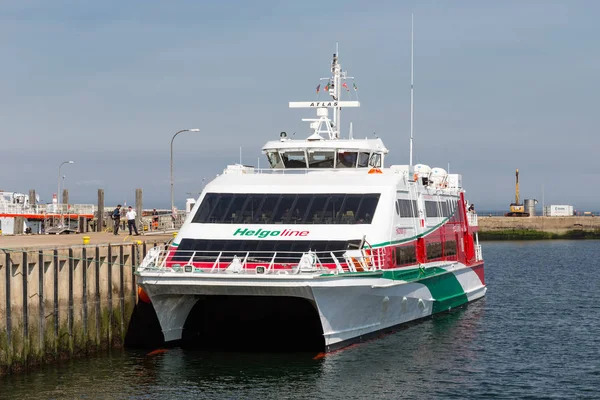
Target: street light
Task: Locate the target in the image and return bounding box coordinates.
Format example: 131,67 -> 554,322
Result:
57,160 -> 74,212
171,129 -> 200,214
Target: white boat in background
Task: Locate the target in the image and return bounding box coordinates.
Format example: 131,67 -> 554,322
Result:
0,191 -> 95,235
137,49 -> 485,352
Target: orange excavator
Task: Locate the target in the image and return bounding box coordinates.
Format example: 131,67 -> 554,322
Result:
505,169 -> 530,217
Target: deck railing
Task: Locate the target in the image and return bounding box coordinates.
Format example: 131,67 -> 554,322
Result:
475,244 -> 483,262
0,202 -> 95,215
138,246 -> 386,275
467,212 -> 478,227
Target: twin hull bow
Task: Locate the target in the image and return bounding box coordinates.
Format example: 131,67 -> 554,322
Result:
137,259 -> 485,351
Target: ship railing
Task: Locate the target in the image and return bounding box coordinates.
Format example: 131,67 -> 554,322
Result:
0,203 -> 45,214
467,212 -> 478,227
253,168 -> 371,175
475,244 -> 483,262
138,247 -> 386,275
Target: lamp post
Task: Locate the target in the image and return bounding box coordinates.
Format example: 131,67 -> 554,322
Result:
57,160 -> 74,213
171,129 -> 200,215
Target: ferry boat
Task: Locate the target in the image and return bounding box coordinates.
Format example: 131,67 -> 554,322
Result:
136,50 -> 486,352
0,191 -> 95,235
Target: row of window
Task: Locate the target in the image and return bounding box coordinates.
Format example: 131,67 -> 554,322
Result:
394,240 -> 458,265
266,150 -> 382,169
425,199 -> 457,218
192,193 -> 380,224
174,238 -> 361,264
395,197 -> 459,218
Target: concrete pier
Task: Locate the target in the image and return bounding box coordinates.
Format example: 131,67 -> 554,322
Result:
479,216 -> 600,234
0,232 -> 172,374
478,216 -> 600,239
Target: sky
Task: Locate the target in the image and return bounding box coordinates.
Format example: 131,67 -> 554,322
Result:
1,0 -> 599,211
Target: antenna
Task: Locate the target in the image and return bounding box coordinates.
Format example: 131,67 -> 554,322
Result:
409,13 -> 414,167
239,146 -> 242,164
349,122 -> 353,139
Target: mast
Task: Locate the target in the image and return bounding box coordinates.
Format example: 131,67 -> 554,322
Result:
331,43 -> 342,138
289,47 -> 359,140
409,13 -> 414,167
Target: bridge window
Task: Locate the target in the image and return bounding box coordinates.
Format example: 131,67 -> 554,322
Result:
281,151 -> 307,168
308,151 -> 335,168
369,153 -> 382,168
358,152 -> 370,168
266,151 -> 284,168
192,193 -> 380,224
337,151 -> 358,168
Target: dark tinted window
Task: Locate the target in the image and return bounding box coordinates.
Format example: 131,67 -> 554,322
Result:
290,195 -> 312,223
193,193 -> 380,224
305,195 -> 328,223
273,195 -> 296,223
426,242 -> 443,260
425,201 -> 439,218
192,193 -> 218,223
210,194 -> 234,223
444,240 -> 457,257
324,195 -> 345,224
254,194 -> 280,223
339,195 -> 362,224
395,245 -> 417,265
357,195 -> 378,223
397,199 -> 418,218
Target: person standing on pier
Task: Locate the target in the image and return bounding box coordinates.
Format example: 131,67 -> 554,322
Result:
152,208 -> 159,230
126,206 -> 139,236
112,204 -> 122,235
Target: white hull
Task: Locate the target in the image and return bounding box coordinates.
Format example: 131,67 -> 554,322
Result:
138,262 -> 486,349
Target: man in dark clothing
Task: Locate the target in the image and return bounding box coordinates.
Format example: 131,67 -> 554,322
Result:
112,205 -> 122,235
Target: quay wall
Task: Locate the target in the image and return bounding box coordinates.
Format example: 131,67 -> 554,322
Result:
478,216 -> 600,239
0,241 -> 162,375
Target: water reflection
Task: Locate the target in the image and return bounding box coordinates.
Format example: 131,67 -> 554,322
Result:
2,303 -> 484,400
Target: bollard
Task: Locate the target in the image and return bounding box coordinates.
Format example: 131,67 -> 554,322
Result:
172,232 -> 178,238
83,236 -> 90,245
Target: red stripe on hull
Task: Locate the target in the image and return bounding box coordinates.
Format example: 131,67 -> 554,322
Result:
470,262 -> 485,285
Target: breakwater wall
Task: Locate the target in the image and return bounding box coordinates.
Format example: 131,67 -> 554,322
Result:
478,216 -> 600,239
0,241 -> 160,374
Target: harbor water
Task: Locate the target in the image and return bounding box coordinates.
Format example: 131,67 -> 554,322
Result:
2,240 -> 599,399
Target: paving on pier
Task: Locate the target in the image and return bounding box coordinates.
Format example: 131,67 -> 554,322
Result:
0,231 -> 175,250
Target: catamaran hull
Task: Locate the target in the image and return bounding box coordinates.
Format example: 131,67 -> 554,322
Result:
137,262 -> 486,350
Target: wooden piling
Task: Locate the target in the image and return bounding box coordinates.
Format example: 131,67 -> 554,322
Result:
97,189 -> 104,233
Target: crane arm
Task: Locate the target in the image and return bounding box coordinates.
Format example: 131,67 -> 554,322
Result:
515,169 -> 520,205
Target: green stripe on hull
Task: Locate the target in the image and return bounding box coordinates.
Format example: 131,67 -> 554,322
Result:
382,266 -> 469,313
421,271 -> 469,313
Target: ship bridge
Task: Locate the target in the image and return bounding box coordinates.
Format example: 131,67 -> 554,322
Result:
262,136 -> 388,169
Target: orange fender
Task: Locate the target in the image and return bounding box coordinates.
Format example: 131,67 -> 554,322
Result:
138,286 -> 151,303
